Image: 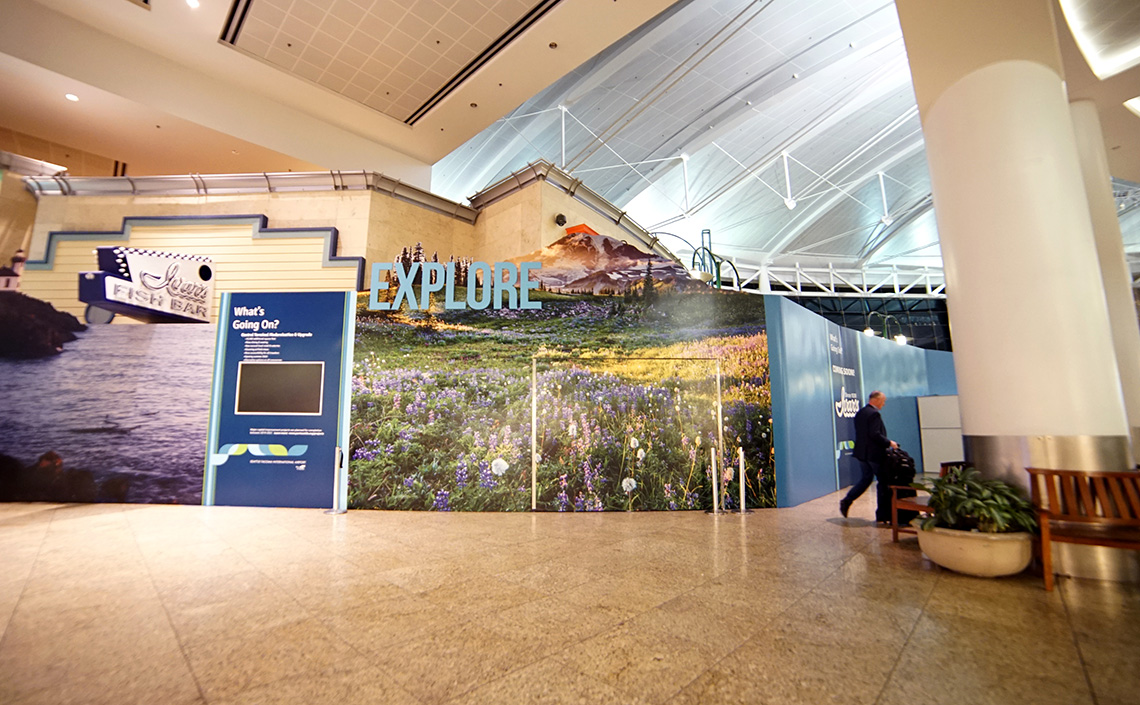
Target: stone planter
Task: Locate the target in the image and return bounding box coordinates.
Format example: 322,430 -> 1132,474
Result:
916,525 -> 1033,577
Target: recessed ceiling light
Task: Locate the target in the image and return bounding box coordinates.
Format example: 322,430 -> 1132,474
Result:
187,0 -> 200,8
65,93 -> 78,102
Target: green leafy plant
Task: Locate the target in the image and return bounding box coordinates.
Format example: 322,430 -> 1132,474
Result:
914,466 -> 1037,534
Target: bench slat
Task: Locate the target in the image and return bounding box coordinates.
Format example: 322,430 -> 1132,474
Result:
1092,477 -> 1112,519
1060,474 -> 1079,517
1078,475 -> 1097,518
1108,476 -> 1131,521
1125,477 -> 1140,520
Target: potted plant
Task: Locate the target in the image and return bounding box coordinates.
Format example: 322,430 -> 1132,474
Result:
912,466 -> 1038,577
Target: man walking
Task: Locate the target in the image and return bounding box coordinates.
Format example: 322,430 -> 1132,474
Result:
839,390 -> 897,522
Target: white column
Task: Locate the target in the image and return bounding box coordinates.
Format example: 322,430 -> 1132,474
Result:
924,61 -> 1129,486
897,0 -> 1136,585
1071,100 -> 1140,454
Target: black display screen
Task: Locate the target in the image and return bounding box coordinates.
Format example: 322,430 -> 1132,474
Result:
235,362 -> 324,415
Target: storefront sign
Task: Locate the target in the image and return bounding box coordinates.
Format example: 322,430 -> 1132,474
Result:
79,247 -> 214,323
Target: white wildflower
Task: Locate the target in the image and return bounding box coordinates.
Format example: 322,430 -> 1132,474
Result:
567,422 -> 578,438
621,478 -> 637,493
636,448 -> 646,462
629,437 -> 640,449
491,457 -> 509,476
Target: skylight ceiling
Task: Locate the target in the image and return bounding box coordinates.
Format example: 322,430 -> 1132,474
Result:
436,0 -> 1140,275
435,0 -> 942,271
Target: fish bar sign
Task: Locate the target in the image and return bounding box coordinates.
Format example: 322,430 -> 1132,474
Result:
79,247 -> 215,323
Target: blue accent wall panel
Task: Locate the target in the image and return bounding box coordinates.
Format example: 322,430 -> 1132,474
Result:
766,296 -> 838,507
858,335 -> 929,397
766,297 -> 959,507
924,349 -> 958,395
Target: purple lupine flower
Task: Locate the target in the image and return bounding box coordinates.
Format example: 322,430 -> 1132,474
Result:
432,490 -> 450,511
479,460 -> 497,489
455,457 -> 469,488
556,474 -> 569,512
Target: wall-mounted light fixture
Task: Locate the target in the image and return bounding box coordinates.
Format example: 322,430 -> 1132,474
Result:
864,311 -> 907,345
554,213 -> 567,226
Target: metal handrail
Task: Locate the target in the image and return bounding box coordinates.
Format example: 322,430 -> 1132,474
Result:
22,169 -> 480,224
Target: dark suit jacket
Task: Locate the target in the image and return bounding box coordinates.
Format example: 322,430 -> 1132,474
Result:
853,403 -> 890,464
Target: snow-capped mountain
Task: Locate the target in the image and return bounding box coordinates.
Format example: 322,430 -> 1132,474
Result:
509,231 -> 697,294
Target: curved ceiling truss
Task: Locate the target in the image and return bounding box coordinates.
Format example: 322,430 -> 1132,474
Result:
435,0 -> 1140,284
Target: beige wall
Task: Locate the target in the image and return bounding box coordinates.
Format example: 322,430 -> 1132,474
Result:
20,220 -> 361,322
18,176 -> 667,320
467,180 -> 647,263
537,181 -> 639,247
364,192 -> 473,269
28,190 -> 375,264
471,182 -> 544,262
0,128 -> 117,176
0,171 -> 36,260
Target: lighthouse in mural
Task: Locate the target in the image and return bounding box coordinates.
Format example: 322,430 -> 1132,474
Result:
0,249 -> 26,291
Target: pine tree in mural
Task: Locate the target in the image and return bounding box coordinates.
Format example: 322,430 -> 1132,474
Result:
411,243 -> 425,287
458,257 -> 470,287
388,246 -> 411,288
643,258 -> 657,304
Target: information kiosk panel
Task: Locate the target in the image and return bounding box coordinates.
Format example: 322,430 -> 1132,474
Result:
204,291 -> 355,509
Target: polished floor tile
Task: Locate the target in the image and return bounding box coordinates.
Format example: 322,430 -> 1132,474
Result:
0,486 -> 1137,704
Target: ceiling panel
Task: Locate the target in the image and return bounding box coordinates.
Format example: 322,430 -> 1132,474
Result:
229,0 -> 555,123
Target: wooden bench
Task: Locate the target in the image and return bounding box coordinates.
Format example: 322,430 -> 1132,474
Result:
1025,468 -> 1140,591
890,461 -> 963,543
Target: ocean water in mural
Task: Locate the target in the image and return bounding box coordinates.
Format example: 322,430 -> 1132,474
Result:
350,232 -> 774,512
0,324 -> 214,504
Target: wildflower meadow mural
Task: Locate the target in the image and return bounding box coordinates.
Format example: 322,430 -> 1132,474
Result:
348,229 -> 774,512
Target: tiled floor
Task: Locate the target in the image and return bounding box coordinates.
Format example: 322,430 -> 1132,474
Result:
1,489 -> 1138,705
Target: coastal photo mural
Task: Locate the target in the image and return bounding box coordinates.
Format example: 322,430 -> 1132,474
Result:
349,226 -> 774,512
0,291 -> 214,505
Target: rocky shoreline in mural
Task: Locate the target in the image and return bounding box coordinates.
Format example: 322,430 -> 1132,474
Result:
0,451 -> 132,503
0,324 -> 214,505
0,291 -> 87,359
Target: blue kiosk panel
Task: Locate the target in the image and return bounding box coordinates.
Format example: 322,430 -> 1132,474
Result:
205,291 -> 354,509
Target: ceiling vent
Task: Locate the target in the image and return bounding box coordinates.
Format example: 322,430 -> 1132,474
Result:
405,0 -> 563,125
